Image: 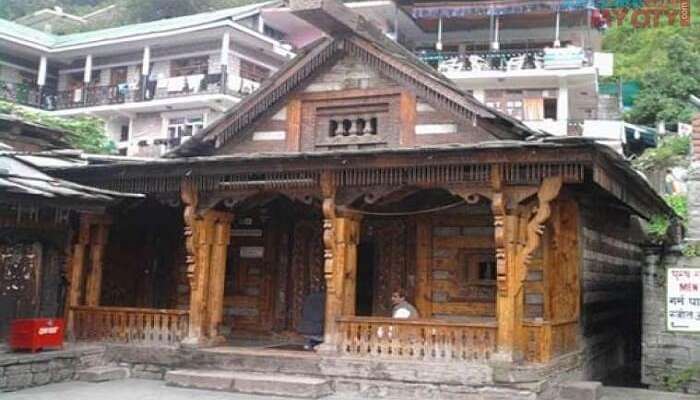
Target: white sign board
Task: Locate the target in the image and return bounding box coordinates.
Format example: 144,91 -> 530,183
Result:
240,246 -> 264,259
667,268 -> 700,332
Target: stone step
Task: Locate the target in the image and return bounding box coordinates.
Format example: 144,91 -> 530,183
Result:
559,381 -> 603,400
165,369 -> 333,398
77,366 -> 130,382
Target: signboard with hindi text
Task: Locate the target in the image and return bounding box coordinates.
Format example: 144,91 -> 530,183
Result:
667,268 -> 700,332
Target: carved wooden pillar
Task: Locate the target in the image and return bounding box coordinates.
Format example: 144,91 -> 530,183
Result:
340,214 -> 361,316
319,171 -> 362,351
66,214 -> 91,338
181,178 -> 235,346
66,213 -> 110,338
85,218 -> 111,306
206,212 -> 233,343
320,171 -> 340,350
492,170 -> 564,361
492,166 -> 524,361
182,178 -> 205,345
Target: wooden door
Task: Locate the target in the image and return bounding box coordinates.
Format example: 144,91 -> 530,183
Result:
226,219 -> 274,332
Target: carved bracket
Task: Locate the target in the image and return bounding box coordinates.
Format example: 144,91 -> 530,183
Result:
521,176 -> 563,269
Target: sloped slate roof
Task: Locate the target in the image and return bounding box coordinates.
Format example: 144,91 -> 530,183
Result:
0,153 -> 142,203
1,1 -> 276,49
0,114 -> 72,150
166,14 -> 539,157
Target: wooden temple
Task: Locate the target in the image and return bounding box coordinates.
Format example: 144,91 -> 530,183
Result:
50,0 -> 672,374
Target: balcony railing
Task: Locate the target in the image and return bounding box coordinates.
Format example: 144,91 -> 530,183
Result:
3,72 -> 254,111
415,47 -> 591,74
0,81 -> 42,108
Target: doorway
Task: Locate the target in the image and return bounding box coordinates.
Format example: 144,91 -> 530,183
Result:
355,242 -> 375,316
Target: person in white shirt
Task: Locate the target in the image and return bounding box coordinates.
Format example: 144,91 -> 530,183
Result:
391,289 -> 419,319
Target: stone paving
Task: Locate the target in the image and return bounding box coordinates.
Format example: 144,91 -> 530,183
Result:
0,378 -> 362,400
3,378 -> 700,400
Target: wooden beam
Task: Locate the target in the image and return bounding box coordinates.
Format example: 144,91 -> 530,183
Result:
399,91 -> 416,147
286,98 -> 302,151
289,0 -> 359,36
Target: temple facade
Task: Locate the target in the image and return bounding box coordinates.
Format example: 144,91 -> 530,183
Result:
43,1 -> 673,398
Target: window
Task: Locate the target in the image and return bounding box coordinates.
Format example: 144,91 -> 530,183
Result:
478,260 -> 496,281
167,116 -> 204,141
111,67 -> 128,86
118,148 -> 127,156
544,98 -> 558,119
170,57 -> 209,77
240,60 -> 270,82
461,252 -> 497,283
120,125 -> 129,142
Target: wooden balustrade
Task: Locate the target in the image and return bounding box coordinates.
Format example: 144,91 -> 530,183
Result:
522,318 -> 579,363
71,306 -> 188,346
336,316 -> 497,362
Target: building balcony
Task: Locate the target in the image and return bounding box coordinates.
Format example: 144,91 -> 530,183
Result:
0,81 -> 44,109
1,73 -> 261,113
415,47 -> 601,83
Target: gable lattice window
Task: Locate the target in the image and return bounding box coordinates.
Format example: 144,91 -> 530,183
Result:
313,101 -> 390,149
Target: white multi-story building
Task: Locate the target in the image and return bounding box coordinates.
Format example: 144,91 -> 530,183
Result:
0,1 -> 295,156
263,0 -> 647,154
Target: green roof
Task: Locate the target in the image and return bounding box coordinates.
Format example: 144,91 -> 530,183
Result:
0,1 -> 274,49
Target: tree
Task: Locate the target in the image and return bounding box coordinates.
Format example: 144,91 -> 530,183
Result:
0,100 -> 115,154
120,0 -> 261,23
602,0 -> 700,124
625,35 -> 700,125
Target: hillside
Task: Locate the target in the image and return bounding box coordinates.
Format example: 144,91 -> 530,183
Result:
602,0 -> 700,125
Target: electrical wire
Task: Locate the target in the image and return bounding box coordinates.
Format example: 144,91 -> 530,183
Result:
337,200 -> 467,217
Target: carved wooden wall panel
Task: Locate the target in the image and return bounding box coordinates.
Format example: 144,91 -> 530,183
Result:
428,210 -> 497,319
226,220 -> 270,331
548,199 -> 580,321
361,218 -> 412,317
101,203 -> 183,309
289,219 -> 324,330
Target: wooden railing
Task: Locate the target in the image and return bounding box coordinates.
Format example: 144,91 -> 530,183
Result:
336,316 -> 497,362
522,318 -> 579,363
71,306 -> 188,346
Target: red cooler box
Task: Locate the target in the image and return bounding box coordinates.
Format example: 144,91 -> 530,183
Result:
9,318 -> 64,352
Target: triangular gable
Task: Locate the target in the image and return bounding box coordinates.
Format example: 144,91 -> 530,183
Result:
166,2 -> 537,158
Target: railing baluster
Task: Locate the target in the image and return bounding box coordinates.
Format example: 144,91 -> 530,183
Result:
69,306 -> 189,347
335,317 -> 497,362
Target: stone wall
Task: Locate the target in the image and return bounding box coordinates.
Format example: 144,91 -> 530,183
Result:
640,113 -> 700,394
642,251 -> 700,394
579,205 -> 645,381
0,346 -> 105,392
